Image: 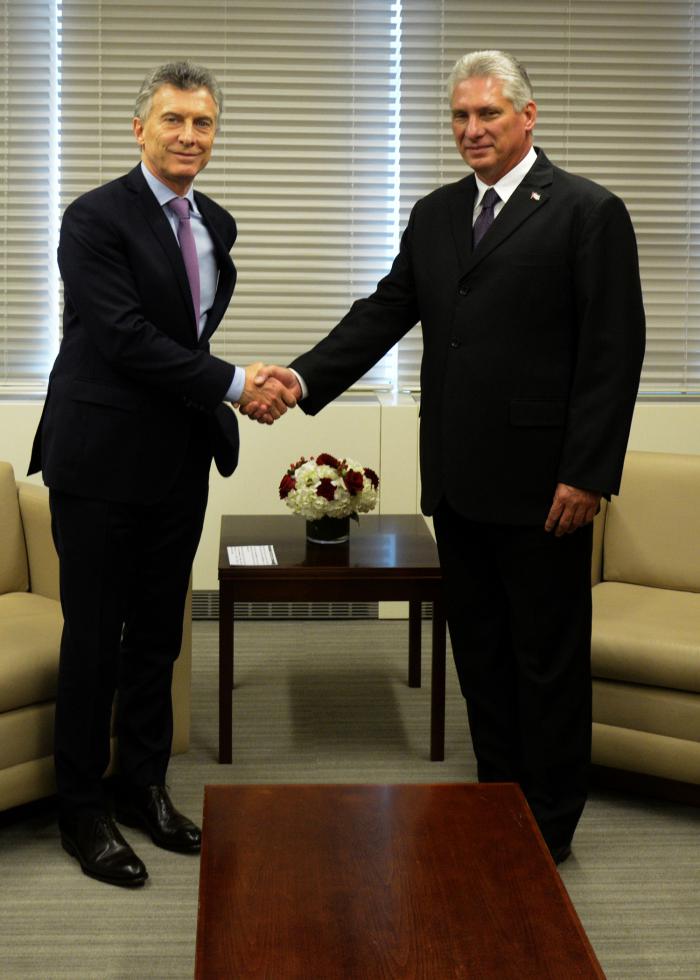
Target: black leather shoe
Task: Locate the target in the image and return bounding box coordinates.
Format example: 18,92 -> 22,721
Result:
549,843 -> 572,866
60,811 -> 148,887
115,785 -> 201,853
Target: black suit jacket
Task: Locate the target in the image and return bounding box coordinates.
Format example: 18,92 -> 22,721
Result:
29,164 -> 240,503
291,149 -> 646,524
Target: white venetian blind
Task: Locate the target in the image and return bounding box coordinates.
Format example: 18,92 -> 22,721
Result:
59,0 -> 399,389
398,0 -> 700,395
0,0 -> 57,395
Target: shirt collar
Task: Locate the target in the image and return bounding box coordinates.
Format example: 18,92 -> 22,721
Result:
140,161 -> 199,214
474,146 -> 538,206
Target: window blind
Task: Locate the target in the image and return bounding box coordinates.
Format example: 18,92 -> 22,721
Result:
398,0 -> 700,395
3,1 -> 699,399
59,0 -> 399,389
0,0 -> 57,395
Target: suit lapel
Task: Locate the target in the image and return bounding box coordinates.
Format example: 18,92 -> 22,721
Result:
125,166 -> 196,324
194,191 -> 236,343
124,167 -> 236,342
448,174 -> 477,272
459,149 -> 554,277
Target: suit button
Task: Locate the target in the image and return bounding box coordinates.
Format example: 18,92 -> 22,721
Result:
450,340 -> 461,349
458,285 -> 468,295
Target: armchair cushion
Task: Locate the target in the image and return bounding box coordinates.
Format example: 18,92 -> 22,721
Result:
0,593 -> 63,712
592,581 -> 700,692
0,702 -> 55,771
593,680 -> 700,743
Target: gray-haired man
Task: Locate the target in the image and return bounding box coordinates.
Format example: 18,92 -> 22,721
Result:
251,50 -> 645,863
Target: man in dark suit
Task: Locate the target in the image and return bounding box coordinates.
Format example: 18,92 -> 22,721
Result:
29,61 -> 294,886
250,50 -> 645,863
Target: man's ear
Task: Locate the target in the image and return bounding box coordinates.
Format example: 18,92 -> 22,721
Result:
523,100 -> 537,133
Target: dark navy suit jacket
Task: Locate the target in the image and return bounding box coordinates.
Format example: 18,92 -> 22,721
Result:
30,164 -> 239,503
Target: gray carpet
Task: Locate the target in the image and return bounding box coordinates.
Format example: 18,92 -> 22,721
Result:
0,619 -> 698,979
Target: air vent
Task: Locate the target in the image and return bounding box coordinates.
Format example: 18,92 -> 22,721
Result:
192,591 -> 377,620
192,592 -> 434,621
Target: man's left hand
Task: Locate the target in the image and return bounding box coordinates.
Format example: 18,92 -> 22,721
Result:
544,483 -> 602,537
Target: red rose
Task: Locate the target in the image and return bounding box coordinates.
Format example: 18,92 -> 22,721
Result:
279,474 -> 296,499
316,477 -> 336,501
343,468 -> 364,495
316,453 -> 340,469
364,467 -> 379,490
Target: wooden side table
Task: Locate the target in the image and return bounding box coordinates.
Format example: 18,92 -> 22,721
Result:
218,514 -> 446,763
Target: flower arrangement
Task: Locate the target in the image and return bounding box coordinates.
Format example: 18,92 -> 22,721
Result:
279,453 -> 379,522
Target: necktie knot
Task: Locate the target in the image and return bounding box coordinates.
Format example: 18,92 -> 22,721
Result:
473,187 -> 500,248
480,187 -> 500,210
169,196 -> 191,221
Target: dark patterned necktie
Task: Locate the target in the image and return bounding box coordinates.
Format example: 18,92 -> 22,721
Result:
473,187 -> 500,248
168,196 -> 201,326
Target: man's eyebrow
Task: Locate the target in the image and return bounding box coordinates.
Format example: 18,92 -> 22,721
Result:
451,105 -> 499,115
159,111 -> 215,121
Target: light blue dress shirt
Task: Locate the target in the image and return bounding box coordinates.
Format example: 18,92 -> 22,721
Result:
140,163 -> 243,402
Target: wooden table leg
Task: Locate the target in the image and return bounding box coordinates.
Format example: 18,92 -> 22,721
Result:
218,582 -> 233,763
408,600 -> 421,688
430,595 -> 446,761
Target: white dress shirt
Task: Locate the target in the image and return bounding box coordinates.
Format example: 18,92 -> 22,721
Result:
472,146 -> 538,224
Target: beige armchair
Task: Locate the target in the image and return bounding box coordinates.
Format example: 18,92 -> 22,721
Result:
591,451 -> 700,795
0,461 -> 192,812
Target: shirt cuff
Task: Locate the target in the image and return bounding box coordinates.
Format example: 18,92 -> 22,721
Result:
224,366 -> 245,403
290,367 -> 308,400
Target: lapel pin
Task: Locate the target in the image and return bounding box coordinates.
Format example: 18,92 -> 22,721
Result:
530,191 -> 541,201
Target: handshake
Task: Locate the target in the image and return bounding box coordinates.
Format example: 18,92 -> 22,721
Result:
235,363 -> 302,425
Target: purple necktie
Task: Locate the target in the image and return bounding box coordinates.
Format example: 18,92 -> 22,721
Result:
473,187 -> 500,248
169,196 -> 201,328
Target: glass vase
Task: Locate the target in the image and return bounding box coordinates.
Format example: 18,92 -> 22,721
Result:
305,515 -> 350,544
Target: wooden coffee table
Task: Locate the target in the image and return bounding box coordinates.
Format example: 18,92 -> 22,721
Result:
195,783 -> 604,979
218,514 -> 446,763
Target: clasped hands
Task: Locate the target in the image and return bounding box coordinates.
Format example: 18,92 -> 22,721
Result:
234,363 -> 301,425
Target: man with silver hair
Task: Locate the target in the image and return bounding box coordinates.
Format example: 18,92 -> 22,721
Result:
29,61 -> 294,886
449,49 -> 534,110
253,49 -> 645,863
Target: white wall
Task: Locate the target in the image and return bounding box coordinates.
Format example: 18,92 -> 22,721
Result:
1,397 -> 698,591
